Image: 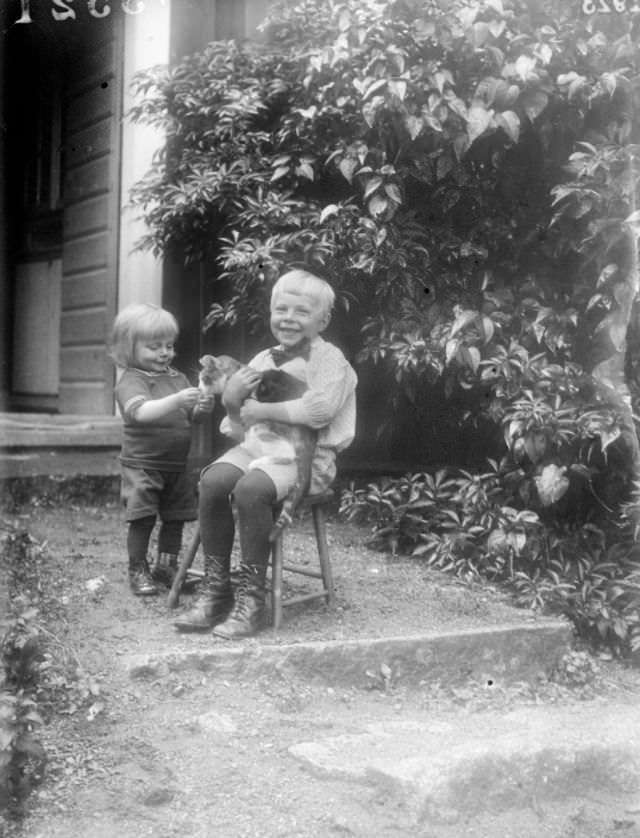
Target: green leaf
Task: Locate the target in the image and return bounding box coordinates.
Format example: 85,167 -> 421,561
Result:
600,72 -> 617,96
450,309 -> 478,338
495,110 -> 520,143
384,183 -> 402,204
362,79 -> 387,101
368,194 -> 388,217
521,90 -> 548,122
538,44 -> 552,65
295,162 -> 314,181
480,316 -> 495,344
514,55 -> 536,82
436,151 -> 454,180
445,338 -> 459,364
557,72 -> 580,86
568,76 -> 587,100
363,176 -> 383,200
319,204 -> 339,222
271,166 -> 289,182
475,77 -> 500,106
405,115 -> 423,140
446,96 -> 468,120
467,104 -> 493,144
388,80 -> 407,101
338,158 -> 358,183
472,21 -> 490,48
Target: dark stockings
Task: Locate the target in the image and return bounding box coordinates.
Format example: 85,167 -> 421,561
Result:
158,520 -> 184,555
127,515 -> 155,568
199,463 -> 277,568
127,517 -> 185,567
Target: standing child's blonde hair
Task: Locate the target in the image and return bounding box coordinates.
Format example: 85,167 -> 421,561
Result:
110,303 -> 179,368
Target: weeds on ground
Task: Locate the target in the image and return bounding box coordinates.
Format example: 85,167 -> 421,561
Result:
0,531 -> 46,818
0,524 -> 104,821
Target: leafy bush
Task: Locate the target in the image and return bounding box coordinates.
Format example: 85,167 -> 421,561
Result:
130,0 -> 640,472
341,466 -> 640,655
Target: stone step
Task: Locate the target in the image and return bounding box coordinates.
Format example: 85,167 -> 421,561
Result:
289,700 -> 640,830
125,619 -> 572,688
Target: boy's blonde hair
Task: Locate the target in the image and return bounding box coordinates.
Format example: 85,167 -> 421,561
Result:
109,303 -> 179,367
271,269 -> 335,316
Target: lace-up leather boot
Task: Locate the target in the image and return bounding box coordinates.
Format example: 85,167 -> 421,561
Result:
128,558 -> 158,597
173,554 -> 233,632
150,552 -> 178,588
213,563 -> 266,639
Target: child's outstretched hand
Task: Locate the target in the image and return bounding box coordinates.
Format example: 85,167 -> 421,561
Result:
177,387 -> 202,409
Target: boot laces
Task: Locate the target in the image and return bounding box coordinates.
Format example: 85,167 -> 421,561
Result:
229,566 -> 263,619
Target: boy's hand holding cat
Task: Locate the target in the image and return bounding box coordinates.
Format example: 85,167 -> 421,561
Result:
222,368 -> 262,411
239,398 -> 265,427
240,398 -> 290,427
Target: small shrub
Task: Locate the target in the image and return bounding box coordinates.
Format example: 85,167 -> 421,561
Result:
0,605 -> 46,816
552,650 -> 601,688
341,465 -> 640,656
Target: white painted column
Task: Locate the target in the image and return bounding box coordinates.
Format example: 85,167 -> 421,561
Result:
117,1 -> 171,310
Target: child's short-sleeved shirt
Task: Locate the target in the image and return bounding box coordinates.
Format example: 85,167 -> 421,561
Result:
219,336 -> 357,492
115,367 -> 193,471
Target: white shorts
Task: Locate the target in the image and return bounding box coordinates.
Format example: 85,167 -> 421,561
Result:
213,444 -> 297,502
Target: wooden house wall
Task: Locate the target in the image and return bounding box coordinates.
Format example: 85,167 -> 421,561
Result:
59,19 -> 123,414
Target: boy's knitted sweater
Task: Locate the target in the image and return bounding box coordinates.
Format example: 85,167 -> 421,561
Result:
220,336 -> 357,492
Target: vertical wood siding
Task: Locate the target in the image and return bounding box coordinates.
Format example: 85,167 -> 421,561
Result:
59,19 -> 123,414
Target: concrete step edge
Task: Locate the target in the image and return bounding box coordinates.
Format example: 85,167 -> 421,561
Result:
125,619 -> 573,687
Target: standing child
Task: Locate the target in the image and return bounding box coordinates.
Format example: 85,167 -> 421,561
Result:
110,303 -> 214,596
174,269 -> 357,638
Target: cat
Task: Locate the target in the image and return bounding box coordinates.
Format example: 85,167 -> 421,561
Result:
198,354 -> 317,539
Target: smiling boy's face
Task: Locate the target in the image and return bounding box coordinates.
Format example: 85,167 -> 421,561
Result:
270,290 -> 329,348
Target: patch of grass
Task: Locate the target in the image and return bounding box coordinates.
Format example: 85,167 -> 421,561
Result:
0,477 -> 119,513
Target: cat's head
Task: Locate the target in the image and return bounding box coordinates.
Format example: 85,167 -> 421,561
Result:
198,354 -> 243,396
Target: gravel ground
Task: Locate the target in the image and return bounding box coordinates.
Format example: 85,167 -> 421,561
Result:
2,502 -> 639,838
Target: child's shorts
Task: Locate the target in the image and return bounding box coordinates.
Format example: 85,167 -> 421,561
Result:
211,444 -> 297,501
121,465 -> 198,522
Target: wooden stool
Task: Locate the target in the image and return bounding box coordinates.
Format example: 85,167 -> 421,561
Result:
270,491 -> 335,630
168,492 -> 336,629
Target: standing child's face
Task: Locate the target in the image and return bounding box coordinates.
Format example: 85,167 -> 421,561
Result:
270,291 -> 329,348
134,337 -> 176,372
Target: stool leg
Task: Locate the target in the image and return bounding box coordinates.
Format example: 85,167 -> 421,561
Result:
271,534 -> 284,629
312,505 -> 335,605
167,525 -> 200,609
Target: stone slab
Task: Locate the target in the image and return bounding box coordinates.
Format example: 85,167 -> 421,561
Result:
126,620 -> 572,688
289,701 -> 640,825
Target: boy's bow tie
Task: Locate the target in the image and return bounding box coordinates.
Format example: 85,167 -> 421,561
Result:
270,342 -> 311,367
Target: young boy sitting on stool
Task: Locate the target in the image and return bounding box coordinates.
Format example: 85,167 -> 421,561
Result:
174,269 -> 357,638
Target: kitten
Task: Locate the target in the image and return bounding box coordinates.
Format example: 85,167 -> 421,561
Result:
198,355 -> 317,539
